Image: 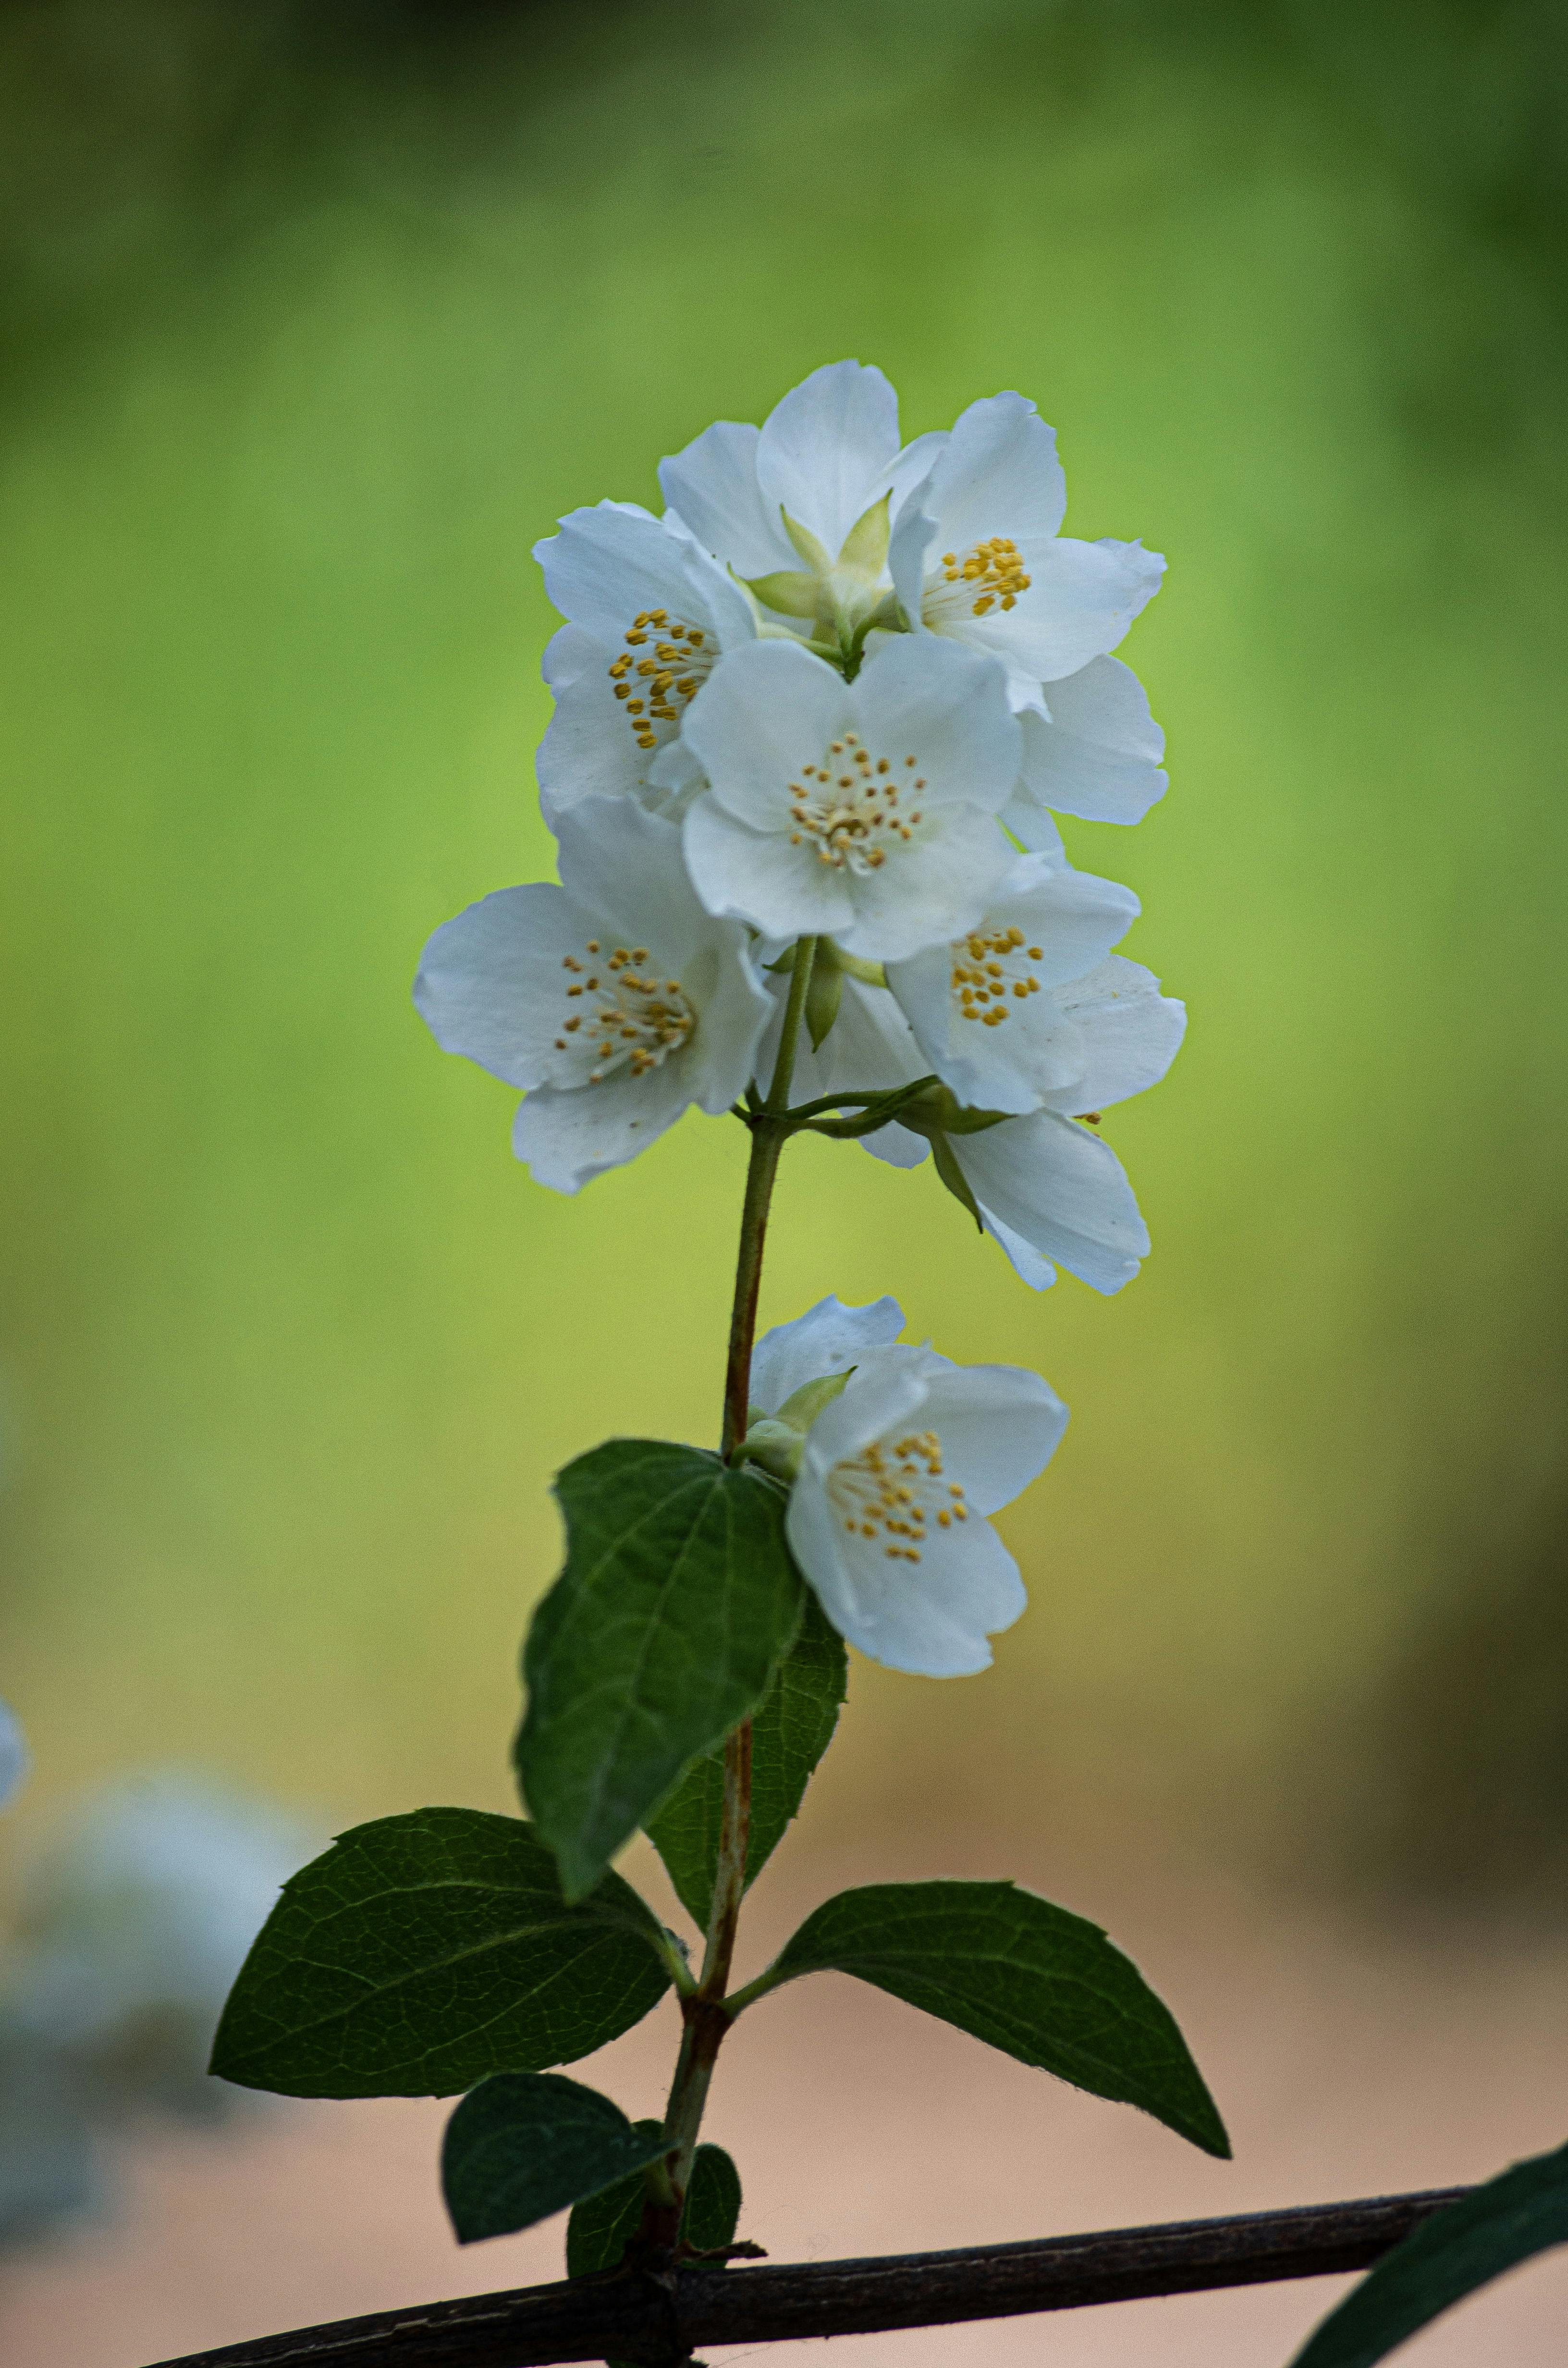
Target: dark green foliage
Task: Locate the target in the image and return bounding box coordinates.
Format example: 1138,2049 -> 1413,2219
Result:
647,1594 -> 847,1931
564,2119 -> 663,2278
1291,2138 -> 1568,2367
441,2072 -> 669,2245
566,2134 -> 742,2276
210,1808 -> 669,2098
683,2141 -> 743,2255
517,1440 -> 804,1901
767,1880 -> 1229,2158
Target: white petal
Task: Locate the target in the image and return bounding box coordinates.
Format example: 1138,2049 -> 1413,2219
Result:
754,361 -> 903,558
851,634 -> 1020,814
800,1353 -> 933,1472
683,796 -> 857,940
911,1362 -> 1068,1515
659,419 -> 796,579
859,1121 -> 931,1171
414,884 -> 584,1090
553,799 -> 708,967
1016,656 -> 1167,825
999,797 -> 1066,860
749,1294 -> 906,1416
921,392 -> 1068,552
951,537 -> 1165,691
684,938 -> 776,1116
887,429 -> 948,508
541,622 -> 600,694
889,495 -> 940,634
535,500 -> 754,648
538,656 -> 662,823
952,1112 -> 1149,1295
512,1060 -> 693,1195
980,1207 -> 1057,1290
1038,956 -> 1187,1113
836,805 -> 1015,965
681,640 -> 853,828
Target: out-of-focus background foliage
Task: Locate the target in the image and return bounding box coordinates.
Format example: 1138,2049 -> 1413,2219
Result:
3,0 -> 1566,1908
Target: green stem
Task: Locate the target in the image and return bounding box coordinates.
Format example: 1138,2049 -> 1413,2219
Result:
648,937 -> 818,2233
765,936 -> 819,1116
719,936 -> 818,1461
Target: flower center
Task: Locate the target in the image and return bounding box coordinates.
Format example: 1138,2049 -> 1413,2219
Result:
607,610 -> 717,752
951,923 -> 1047,1030
786,733 -> 928,873
828,1427 -> 969,1563
924,536 -> 1032,624
551,939 -> 696,1085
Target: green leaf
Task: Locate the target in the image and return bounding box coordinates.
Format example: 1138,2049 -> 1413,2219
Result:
683,2141 -> 743,2255
564,2119 -> 662,2277
646,1594 -> 847,1931
565,2133 -> 742,2277
517,1440 -> 805,1902
210,1808 -> 669,2099
1289,2138 -> 1568,2368
762,1880 -> 1229,2159
442,2072 -> 669,2245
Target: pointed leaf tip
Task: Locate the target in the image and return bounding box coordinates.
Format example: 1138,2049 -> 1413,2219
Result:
764,1878 -> 1229,2159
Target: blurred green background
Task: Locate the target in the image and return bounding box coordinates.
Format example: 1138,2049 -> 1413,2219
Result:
2,0 -> 1566,1903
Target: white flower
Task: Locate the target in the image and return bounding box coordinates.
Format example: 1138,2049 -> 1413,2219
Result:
909,958 -> 1185,1293
886,392 -> 1165,713
0,1702 -> 25,1810
775,952 -> 1183,1294
414,799 -> 773,1194
659,360 -> 944,621
883,852 -> 1141,1115
533,502 -> 757,826
680,636 -> 1019,963
780,1335 -> 1068,1677
1006,655 -> 1168,834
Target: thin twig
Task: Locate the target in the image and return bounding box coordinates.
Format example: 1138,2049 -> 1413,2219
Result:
142,2184 -> 1470,2368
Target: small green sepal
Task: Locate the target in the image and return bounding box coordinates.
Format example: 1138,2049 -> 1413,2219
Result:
805,953 -> 845,1049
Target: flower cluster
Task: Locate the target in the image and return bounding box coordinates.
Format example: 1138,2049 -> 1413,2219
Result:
416,362 -> 1185,1671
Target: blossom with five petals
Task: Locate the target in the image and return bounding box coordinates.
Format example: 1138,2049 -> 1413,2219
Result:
747,1298 -> 1067,1677
883,851 -> 1141,1115
532,501 -> 757,826
886,392 -> 1164,707
413,798 -> 772,1194
680,635 -> 1020,963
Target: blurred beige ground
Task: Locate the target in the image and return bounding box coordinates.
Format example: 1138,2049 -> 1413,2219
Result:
3,1832 -> 1567,2367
